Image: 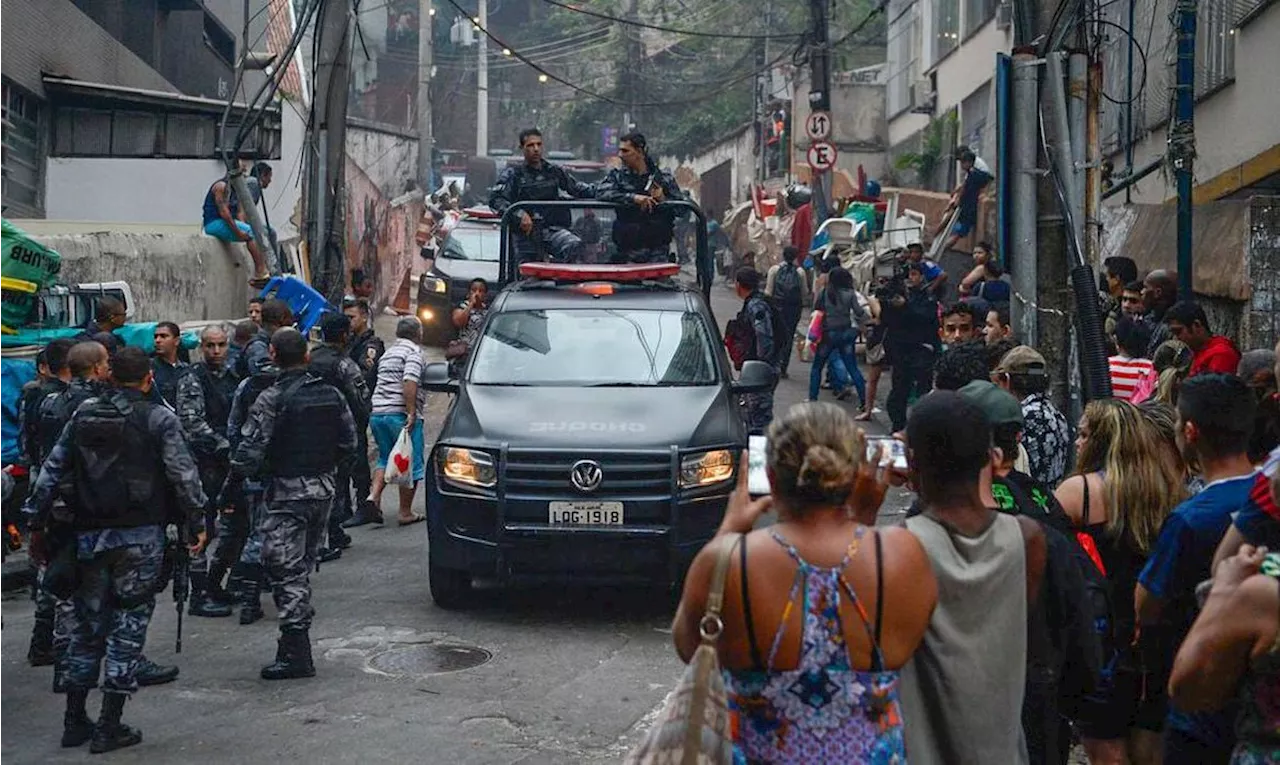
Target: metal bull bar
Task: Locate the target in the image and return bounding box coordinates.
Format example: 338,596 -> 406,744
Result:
497,200 -> 712,306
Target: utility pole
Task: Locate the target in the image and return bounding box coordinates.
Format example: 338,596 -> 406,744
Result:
1172,0 -> 1197,299
475,0 -> 488,157
309,0 -> 354,302
808,0 -> 832,220
417,0 -> 435,191
756,0 -> 771,182
622,0 -> 640,131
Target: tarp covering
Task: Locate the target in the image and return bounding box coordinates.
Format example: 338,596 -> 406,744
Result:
1,358 -> 37,463
0,323 -> 198,354
1,219 -> 62,334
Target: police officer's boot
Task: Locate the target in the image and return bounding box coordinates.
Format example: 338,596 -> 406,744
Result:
225,561 -> 248,599
61,686 -> 94,747
134,656 -> 179,687
89,691 -> 142,754
239,563 -> 265,625
28,617 -> 55,666
187,570 -> 233,618
261,627 -> 315,680
206,560 -> 231,604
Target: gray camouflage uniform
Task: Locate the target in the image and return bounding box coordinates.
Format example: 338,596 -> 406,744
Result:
230,371 -> 357,630
175,364 -> 237,576
22,389 -> 206,694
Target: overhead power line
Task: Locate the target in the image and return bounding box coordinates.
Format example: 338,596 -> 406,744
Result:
536,0 -> 807,39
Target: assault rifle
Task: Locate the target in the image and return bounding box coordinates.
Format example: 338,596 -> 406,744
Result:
171,524 -> 190,653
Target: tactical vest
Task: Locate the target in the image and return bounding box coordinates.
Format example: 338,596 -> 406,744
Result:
66,392 -> 170,530
232,369 -> 278,437
192,363 -> 237,434
270,374 -> 347,477
21,379 -> 65,465
38,382 -> 99,461
235,333 -> 270,379
308,345 -> 364,422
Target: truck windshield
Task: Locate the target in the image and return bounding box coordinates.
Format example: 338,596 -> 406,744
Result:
470,308 -> 718,387
440,226 -> 501,262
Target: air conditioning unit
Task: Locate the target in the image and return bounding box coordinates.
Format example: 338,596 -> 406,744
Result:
996,2 -> 1013,30
910,79 -> 936,114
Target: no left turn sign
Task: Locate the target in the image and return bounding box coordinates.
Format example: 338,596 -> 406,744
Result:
806,141 -> 838,172
804,111 -> 831,140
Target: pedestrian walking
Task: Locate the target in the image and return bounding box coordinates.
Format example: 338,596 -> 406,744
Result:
226,328 -> 357,679
808,267 -> 868,406
764,246 -> 809,379
671,402 -> 936,762
22,346 -> 208,752
729,267 -> 779,434
176,325 -> 240,618
363,317 -> 429,526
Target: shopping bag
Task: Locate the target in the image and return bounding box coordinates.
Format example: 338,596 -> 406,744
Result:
384,426 -> 415,486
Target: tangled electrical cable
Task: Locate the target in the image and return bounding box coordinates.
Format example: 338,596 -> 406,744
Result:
535,0 -> 807,40
1087,18 -> 1150,106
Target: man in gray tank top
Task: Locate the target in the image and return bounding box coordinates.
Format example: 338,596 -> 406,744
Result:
898,390 -> 1047,764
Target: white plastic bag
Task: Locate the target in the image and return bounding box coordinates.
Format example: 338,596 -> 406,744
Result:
383,426 -> 415,486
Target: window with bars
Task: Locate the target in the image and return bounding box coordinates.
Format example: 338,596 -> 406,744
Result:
2,78 -> 44,216
887,1 -> 920,117
934,0 -> 961,60
51,107 -> 277,159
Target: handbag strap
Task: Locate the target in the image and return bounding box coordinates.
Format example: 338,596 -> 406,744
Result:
699,533 -> 740,646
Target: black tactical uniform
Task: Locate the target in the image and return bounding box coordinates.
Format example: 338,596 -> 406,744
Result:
345,327 -> 384,524
228,368 -> 357,679
595,161 -> 685,263
308,342 -> 369,549
488,160 -> 596,263
23,387 -> 207,752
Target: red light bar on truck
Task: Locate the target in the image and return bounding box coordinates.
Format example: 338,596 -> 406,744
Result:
461,206 -> 500,219
519,262 -> 681,282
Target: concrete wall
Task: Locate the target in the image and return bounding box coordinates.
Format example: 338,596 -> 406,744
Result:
0,0 -> 177,98
10,221 -> 253,323
658,126 -> 756,210
346,121 -> 419,198
792,68 -> 889,182
43,103 -> 307,239
1109,5 -> 1280,205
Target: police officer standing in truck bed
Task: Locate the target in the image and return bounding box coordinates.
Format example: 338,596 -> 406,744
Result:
225,328 -> 357,680
22,346 -> 208,753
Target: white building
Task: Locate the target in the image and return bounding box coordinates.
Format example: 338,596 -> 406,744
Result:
884,0 -> 1011,190
1097,0 -> 1280,205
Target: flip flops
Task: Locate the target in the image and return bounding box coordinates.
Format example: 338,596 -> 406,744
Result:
397,514 -> 426,527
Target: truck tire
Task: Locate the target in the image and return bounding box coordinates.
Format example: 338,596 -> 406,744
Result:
428,562 -> 473,610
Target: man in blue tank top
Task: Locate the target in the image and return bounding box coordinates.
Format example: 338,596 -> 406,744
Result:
202,176 -> 267,282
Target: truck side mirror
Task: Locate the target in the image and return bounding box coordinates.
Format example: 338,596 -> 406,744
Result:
421,361 -> 457,393
731,360 -> 776,394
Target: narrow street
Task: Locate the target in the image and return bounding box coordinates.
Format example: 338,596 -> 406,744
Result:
1,282 -> 912,764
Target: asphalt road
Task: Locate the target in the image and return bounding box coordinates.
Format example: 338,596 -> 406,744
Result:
0,281 -> 913,764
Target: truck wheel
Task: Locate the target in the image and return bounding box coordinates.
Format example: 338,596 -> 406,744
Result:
428,562 -> 473,610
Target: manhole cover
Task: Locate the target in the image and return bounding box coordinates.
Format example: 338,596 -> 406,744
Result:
367,643 -> 492,676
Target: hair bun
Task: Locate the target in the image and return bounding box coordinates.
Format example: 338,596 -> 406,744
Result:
795,444 -> 856,495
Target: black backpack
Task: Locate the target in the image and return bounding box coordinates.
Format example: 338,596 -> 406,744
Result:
774,262 -> 803,307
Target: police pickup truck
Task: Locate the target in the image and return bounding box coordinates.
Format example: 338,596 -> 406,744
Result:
420,254 -> 773,608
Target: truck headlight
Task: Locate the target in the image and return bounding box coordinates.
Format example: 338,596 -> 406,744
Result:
679,449 -> 734,489
421,275 -> 449,294
439,447 -> 497,489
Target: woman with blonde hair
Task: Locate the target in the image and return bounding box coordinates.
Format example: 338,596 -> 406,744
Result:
672,402 -> 937,762
1055,398 -> 1188,765
1133,339 -> 1194,406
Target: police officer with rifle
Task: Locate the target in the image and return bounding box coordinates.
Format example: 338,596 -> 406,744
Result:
22,346 -> 208,753
176,324 -> 241,617
308,313 -> 370,560
225,328 -> 357,679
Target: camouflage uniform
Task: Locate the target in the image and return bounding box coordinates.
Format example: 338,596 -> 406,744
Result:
28,379 -> 105,686
18,376 -> 68,666
488,160 -> 596,263
229,369 -> 357,632
738,293 -> 778,435
345,329 -> 384,524
22,388 -> 206,696
595,161 -> 684,263
308,342 -> 370,532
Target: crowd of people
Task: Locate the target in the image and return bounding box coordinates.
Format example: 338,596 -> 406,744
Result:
701,228 -> 1280,763
12,293 -> 449,753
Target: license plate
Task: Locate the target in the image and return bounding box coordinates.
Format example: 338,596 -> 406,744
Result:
548,501 -> 624,525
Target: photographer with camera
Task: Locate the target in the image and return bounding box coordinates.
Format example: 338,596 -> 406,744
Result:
882,261 -> 941,433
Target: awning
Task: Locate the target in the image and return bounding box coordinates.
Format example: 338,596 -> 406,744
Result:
1100,199 -> 1250,300
42,76 -> 281,119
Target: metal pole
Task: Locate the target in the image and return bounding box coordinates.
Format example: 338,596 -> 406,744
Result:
312,0 -> 354,301
476,0 -> 488,158
1068,52 -> 1087,264
1173,0 -> 1197,299
1011,52 -> 1039,344
808,0 -> 832,220
1124,0 -> 1135,204
1045,51 -> 1081,263
417,0 -> 434,191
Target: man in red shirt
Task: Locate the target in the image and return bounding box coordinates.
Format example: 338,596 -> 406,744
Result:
1164,300 -> 1241,376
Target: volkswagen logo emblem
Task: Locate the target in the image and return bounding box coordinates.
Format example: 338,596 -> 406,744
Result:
569,460 -> 604,493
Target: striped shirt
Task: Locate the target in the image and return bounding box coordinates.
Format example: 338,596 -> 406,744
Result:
371,338 -> 429,418
1109,355 -> 1153,401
